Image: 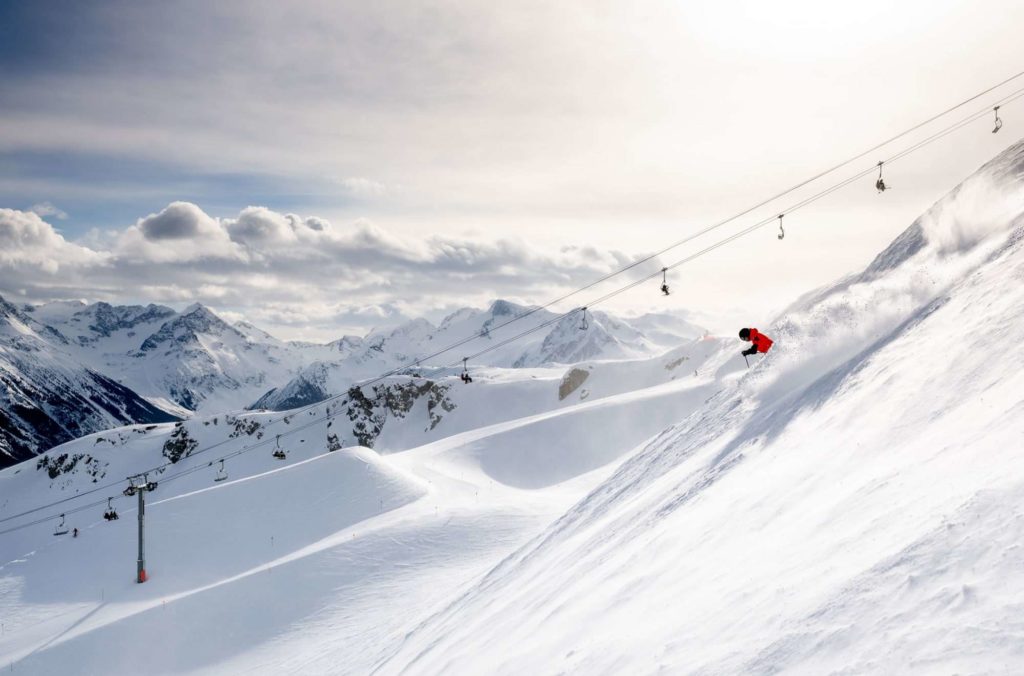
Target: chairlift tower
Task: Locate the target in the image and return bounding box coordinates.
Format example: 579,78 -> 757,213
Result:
123,474 -> 158,583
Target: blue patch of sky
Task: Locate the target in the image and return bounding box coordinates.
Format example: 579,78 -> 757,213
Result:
0,2 -> 229,80
0,149 -> 356,238
0,4 -> 389,238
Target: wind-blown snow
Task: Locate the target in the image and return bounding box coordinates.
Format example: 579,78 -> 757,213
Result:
372,139 -> 1024,674
2,139 -> 1024,675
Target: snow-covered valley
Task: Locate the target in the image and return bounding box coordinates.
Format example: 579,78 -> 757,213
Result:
2,138 -> 1024,675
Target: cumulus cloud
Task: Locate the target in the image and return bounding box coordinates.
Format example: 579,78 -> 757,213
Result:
0,202 -> 656,341
138,201 -> 220,240
117,201 -> 242,263
0,208 -> 105,274
225,206 -> 298,244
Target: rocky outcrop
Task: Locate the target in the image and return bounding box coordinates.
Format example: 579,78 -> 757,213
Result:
559,367 -> 590,401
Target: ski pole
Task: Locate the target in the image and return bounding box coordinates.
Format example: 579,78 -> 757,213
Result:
742,353 -> 749,369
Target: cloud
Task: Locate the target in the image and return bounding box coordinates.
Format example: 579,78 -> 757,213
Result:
117,201 -> 242,263
138,201 -> 220,240
0,208 -> 105,274
28,202 -> 68,220
225,206 -> 297,244
0,202 -> 658,340
337,177 -> 386,198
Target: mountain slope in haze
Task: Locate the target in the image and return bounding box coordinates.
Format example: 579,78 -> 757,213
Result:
253,300 -> 702,411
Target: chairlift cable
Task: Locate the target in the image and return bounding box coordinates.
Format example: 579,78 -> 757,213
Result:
3,77 -> 1024,537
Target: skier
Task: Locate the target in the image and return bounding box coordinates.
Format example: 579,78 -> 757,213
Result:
739,327 -> 773,357
72,528 -> 79,538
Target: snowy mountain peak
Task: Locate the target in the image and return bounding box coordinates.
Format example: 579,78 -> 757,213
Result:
328,335 -> 365,354
437,306 -> 477,328
365,318 -> 437,353
488,299 -> 531,317
71,301 -> 175,339
179,303 -> 229,329
0,293 -> 24,320
140,303 -> 236,351
182,302 -> 210,316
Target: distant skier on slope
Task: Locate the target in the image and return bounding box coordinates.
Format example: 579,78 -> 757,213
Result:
739,327 -> 773,358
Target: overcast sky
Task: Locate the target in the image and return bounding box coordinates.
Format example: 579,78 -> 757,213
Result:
2,1 -> 1023,341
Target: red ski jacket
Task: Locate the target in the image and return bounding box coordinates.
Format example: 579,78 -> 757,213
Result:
749,328 -> 773,353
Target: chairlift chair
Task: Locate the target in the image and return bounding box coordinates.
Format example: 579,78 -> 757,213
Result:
272,435 -> 287,460
103,497 -> 119,521
993,105 -> 1003,133
875,161 -> 889,193
214,459 -> 228,482
660,268 -> 670,295
53,513 -> 69,536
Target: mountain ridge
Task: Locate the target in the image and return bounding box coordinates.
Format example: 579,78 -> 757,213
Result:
0,294 -> 702,466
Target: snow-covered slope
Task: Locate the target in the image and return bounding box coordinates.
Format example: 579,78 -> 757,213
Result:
0,297 -> 179,468
371,138 -> 1024,674
121,303 -> 307,413
4,139 -> 1023,675
0,300 -> 321,465
27,300 -> 177,353
17,300 -> 315,416
0,351 -> 726,673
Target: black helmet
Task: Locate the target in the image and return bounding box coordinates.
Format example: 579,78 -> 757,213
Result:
738,328 -> 751,340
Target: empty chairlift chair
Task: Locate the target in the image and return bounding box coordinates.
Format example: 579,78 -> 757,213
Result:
53,513 -> 69,536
